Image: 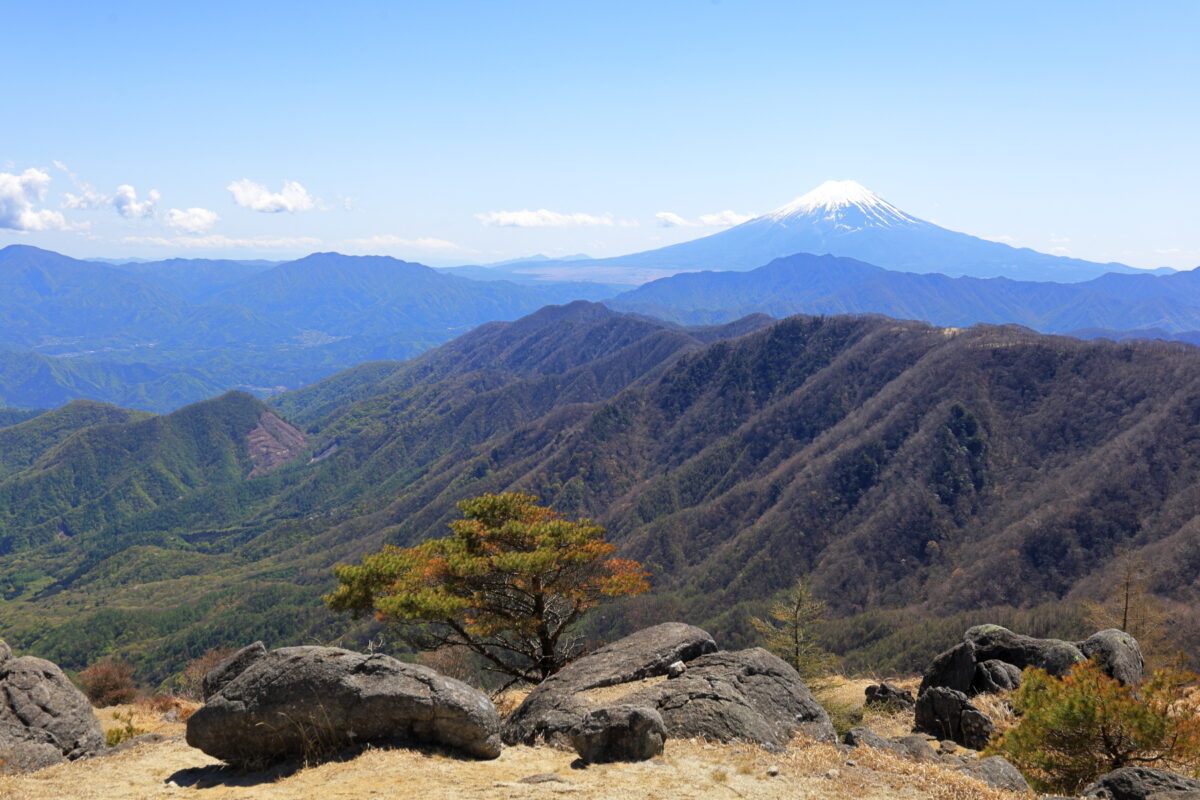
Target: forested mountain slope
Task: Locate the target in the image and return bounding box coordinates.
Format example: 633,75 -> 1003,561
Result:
2,303 -> 1199,683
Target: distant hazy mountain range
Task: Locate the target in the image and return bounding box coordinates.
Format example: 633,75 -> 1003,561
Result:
463,180 -> 1157,284
0,245 -> 611,410
609,252 -> 1200,335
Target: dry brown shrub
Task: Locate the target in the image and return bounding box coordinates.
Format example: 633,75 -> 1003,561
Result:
179,646 -> 234,700
415,646 -> 480,687
137,694 -> 182,714
78,658 -> 139,707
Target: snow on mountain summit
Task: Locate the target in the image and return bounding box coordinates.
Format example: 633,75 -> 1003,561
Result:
766,180 -> 921,228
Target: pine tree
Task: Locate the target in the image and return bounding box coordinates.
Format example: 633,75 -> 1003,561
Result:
751,578 -> 837,682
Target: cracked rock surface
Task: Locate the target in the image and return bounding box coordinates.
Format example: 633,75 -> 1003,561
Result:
186,646 -> 502,765
0,640 -> 104,774
503,624 -> 833,750
620,648 -> 836,748
503,622 -> 717,746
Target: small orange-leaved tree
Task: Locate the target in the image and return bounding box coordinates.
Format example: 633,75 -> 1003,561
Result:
326,492 -> 649,686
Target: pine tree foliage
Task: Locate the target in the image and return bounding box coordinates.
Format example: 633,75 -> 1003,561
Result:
988,662 -> 1200,794
751,578 -> 838,681
326,492 -> 649,685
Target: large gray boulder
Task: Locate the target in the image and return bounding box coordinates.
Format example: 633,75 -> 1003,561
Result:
503,622 -> 718,746
568,705 -> 666,763
1083,766 -> 1200,799
0,721 -> 69,775
187,646 -> 502,766
920,640 -> 979,695
0,642 -> 104,773
957,755 -> 1031,793
619,648 -> 836,748
201,641 -> 266,700
1079,629 -> 1144,686
965,625 -> 1085,675
914,686 -> 994,750
921,625 -> 1089,696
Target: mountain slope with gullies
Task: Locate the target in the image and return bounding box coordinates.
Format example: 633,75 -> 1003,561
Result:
2,303 -> 1200,681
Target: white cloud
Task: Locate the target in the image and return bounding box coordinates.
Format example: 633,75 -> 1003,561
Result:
476,209 -> 616,227
121,234 -> 320,249
227,179 -> 315,213
0,168 -> 70,231
655,211 -> 698,228
656,209 -> 752,228
345,234 -> 469,252
57,162 -> 159,220
165,207 -> 219,233
1049,234 -> 1071,244
112,184 -> 159,219
698,210 -> 753,226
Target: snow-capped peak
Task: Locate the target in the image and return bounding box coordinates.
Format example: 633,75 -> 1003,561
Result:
766,180 -> 921,228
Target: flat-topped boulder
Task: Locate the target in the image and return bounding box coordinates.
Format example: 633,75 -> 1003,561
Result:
619,648 -> 835,747
503,622 -> 717,746
503,624 -> 833,750
0,640 -> 104,774
187,645 -> 502,766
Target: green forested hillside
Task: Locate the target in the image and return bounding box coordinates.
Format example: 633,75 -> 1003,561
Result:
2,303 -> 1200,684
0,400 -> 150,480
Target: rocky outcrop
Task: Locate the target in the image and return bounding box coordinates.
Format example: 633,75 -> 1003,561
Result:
914,687 -> 994,750
619,648 -> 836,748
503,622 -> 718,746
921,624 -> 1144,696
0,640 -> 104,774
568,705 -> 666,763
1079,629 -> 1144,686
844,727 -> 936,762
1083,766 -> 1200,799
503,624 -> 832,750
187,645 -> 502,766
864,682 -> 915,711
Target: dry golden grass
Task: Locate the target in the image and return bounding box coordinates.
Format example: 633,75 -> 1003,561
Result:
97,699 -> 199,739
0,724 -> 1030,800
814,676 -> 919,739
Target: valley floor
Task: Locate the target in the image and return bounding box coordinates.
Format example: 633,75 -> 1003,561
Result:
0,693 -> 1022,800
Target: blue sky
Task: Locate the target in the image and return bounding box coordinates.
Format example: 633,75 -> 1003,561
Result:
2,0 -> 1197,268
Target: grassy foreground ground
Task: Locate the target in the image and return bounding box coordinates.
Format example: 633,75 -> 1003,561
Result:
0,680 -> 1027,800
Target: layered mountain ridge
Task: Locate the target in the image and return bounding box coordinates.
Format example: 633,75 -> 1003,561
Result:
1,304 -> 1199,681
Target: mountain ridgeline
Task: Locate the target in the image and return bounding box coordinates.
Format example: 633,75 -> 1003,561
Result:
0,245 -> 613,411
609,252 -> 1200,337
1,302 -> 1199,681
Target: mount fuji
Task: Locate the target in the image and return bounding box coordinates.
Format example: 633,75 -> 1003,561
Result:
511,181 -> 1146,284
